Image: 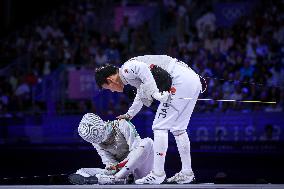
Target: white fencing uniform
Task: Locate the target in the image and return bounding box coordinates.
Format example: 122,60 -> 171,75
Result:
76,119 -> 154,181
118,55 -> 201,184
119,55 -> 202,131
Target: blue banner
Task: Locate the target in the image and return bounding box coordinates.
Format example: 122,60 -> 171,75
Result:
214,2 -> 254,28
3,112 -> 284,145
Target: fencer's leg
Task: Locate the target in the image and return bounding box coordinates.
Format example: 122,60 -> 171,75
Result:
135,130 -> 167,184
115,138 -> 153,179
167,130 -> 195,184
134,138 -> 154,179
153,129 -> 168,176
77,168 -> 106,176
75,169 -> 91,177
172,130 -> 193,174
69,168 -> 105,185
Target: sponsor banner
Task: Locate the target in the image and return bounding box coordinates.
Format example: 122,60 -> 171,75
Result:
68,69 -> 98,99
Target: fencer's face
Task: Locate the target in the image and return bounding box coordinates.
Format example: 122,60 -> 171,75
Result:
102,74 -> 124,92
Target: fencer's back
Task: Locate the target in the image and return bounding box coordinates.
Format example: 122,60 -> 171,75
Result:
99,123 -> 129,162
132,55 -> 176,71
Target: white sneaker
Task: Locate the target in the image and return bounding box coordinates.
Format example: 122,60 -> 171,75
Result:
167,171 -> 195,184
135,171 -> 166,184
96,174 -> 127,185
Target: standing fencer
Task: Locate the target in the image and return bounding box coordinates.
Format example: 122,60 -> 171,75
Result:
69,113 -> 154,185
95,55 -> 202,184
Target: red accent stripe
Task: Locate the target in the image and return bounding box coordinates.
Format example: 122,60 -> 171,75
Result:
169,87 -> 176,94
117,160 -> 128,168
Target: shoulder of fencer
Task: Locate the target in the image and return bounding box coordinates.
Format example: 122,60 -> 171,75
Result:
121,59 -> 146,77
118,120 -> 139,134
117,119 -> 129,129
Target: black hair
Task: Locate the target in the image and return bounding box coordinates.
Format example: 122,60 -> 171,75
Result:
150,65 -> 172,92
95,64 -> 119,89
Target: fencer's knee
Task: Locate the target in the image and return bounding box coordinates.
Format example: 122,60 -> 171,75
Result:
153,129 -> 168,135
171,130 -> 186,136
139,137 -> 153,149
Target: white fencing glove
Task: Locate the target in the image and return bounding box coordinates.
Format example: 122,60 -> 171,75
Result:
152,91 -> 172,103
116,113 -> 132,120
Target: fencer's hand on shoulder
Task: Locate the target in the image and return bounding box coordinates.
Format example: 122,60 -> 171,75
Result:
116,113 -> 132,120
152,91 -> 172,103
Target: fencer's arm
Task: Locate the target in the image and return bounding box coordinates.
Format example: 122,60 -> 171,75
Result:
118,120 -> 141,151
92,144 -> 118,167
126,92 -> 143,118
122,60 -> 169,103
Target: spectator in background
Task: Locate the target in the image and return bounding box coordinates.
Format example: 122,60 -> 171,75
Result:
119,16 -> 131,46
89,38 -> 98,58
240,59 -> 254,80
0,0 -> 283,115
106,37 -> 121,65
162,0 -> 177,28
195,6 -> 216,40
167,36 -> 179,58
268,63 -> 284,87
176,2 -> 189,42
8,71 -> 19,92
273,21 -> 284,44
0,89 -> 9,112
219,30 -> 234,53
256,37 -> 269,58
15,77 -> 30,99
43,60 -> 51,76
95,47 -> 108,66
204,32 -> 219,55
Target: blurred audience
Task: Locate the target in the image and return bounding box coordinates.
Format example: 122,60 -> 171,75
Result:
0,0 -> 283,116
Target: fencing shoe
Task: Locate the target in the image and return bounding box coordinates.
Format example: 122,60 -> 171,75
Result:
167,171 -> 195,184
68,173 -> 98,185
135,171 -> 166,184
96,174 -> 127,185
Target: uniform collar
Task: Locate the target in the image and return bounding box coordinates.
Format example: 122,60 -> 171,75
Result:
119,68 -> 128,85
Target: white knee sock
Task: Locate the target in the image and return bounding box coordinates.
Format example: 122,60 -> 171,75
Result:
153,130 -> 168,176
174,131 -> 193,175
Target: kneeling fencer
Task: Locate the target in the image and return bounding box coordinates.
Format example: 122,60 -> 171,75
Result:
69,113 -> 154,185
95,55 -> 202,184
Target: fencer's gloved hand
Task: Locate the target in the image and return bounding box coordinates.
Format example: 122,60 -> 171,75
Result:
152,91 -> 172,103
116,113 -> 132,120
105,164 -> 119,175
104,169 -> 117,175
106,164 -> 117,171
